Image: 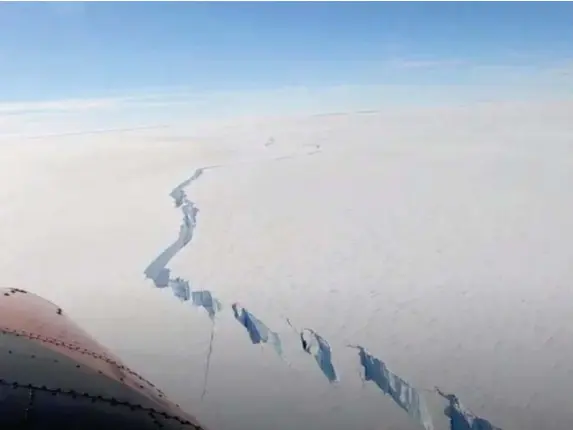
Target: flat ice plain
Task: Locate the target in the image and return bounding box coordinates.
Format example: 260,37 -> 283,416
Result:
1,100 -> 572,430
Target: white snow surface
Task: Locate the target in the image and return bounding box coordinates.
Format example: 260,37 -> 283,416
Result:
1,100 -> 572,430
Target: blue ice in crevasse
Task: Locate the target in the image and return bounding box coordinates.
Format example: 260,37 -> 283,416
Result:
350,345 -> 434,430
143,172 -> 200,290
299,328 -> 338,383
191,290 -> 223,320
231,303 -> 283,357
436,388 -> 502,430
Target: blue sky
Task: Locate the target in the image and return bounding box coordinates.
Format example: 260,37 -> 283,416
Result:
1,2 -> 572,134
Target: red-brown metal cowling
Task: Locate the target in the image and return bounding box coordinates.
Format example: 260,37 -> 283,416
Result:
0,287 -> 209,429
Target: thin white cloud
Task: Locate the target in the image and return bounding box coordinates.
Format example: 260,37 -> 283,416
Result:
386,58 -> 468,69
1,58 -> 571,140
0,97 -> 127,115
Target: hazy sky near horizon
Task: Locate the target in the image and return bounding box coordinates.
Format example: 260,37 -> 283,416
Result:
1,2 -> 572,134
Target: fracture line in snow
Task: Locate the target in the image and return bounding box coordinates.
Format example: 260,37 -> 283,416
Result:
200,320 -> 216,400
141,140 -> 500,429
143,163 -> 224,400
143,166 -> 219,312
143,141 -> 323,399
144,140 -> 322,310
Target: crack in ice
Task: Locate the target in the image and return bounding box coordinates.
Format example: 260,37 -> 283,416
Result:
143,166 -> 222,316
143,142 -> 322,313
350,345 -> 435,430
140,139 -> 501,429
143,142 -> 321,399
436,388 -> 502,430
232,303 -> 283,357
286,318 -> 338,383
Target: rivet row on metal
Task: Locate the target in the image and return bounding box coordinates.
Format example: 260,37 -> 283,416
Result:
0,327 -> 167,400
0,378 -> 204,429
